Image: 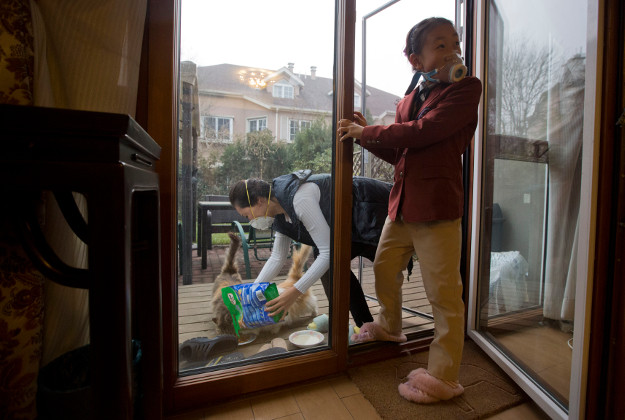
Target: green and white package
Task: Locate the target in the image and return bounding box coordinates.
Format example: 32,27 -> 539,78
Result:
221,282 -> 282,336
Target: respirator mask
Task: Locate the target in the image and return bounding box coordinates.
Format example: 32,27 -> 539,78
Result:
405,53 -> 467,95
245,180 -> 274,230
250,216 -> 274,231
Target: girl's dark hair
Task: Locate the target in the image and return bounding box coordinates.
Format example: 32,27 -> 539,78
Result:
229,178 -> 272,209
404,17 -> 455,58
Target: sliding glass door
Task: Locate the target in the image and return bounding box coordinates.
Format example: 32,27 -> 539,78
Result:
176,0 -> 337,374
175,0 -> 458,376
469,0 -> 595,418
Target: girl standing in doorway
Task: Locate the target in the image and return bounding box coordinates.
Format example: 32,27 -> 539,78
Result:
337,17 -> 482,403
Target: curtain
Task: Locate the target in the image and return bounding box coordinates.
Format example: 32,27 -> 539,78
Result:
528,56 -> 585,322
0,2 -> 42,418
30,0 -> 148,366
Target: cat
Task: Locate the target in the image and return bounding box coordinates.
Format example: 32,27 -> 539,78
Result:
273,243 -> 319,329
210,232 -> 244,336
211,232 -> 318,336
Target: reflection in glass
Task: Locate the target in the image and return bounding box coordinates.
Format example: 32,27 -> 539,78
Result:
177,0 -> 337,373
478,0 -> 586,410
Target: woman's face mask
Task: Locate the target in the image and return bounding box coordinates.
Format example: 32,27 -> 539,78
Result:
245,180 -> 274,231
249,216 -> 274,230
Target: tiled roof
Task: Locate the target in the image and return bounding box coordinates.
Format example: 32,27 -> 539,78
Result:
195,63 -> 400,118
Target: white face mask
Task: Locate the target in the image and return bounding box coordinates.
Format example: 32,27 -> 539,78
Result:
245,180 -> 274,230
249,216 -> 274,230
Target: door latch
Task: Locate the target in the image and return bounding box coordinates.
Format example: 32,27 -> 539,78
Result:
617,107 -> 625,127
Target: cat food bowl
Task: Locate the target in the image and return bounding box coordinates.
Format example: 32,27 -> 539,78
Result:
289,330 -> 324,348
237,332 -> 257,346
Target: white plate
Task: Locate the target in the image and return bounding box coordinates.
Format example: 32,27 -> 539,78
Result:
237,332 -> 257,346
288,330 -> 324,348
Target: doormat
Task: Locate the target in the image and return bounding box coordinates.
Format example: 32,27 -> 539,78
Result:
347,340 -> 527,420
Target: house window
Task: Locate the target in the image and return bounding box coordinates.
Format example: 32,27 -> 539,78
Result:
273,83 -> 294,99
248,117 -> 267,132
289,119 -> 311,141
202,116 -> 233,141
354,93 -> 361,108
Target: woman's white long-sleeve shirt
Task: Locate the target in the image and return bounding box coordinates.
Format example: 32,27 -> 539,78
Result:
253,182 -> 330,293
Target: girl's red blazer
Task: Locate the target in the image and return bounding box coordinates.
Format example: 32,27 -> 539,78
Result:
358,76 -> 482,223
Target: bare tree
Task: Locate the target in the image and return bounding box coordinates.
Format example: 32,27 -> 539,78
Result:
500,37 -> 557,137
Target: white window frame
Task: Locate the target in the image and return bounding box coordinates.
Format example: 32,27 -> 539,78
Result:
247,117 -> 267,133
201,116 -> 233,142
289,119 -> 311,141
273,83 -> 294,99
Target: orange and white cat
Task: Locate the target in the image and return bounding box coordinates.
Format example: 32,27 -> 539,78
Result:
211,233 -> 318,335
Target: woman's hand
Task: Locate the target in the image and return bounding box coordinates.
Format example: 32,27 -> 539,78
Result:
264,285 -> 303,320
337,111 -> 367,142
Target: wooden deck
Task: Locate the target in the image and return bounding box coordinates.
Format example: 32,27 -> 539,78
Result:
178,262 -> 434,370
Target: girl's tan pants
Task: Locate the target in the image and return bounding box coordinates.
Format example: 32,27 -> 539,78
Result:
373,216 -> 465,381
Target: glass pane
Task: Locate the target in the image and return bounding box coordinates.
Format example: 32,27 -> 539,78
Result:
354,0 -> 456,341
177,0 -> 335,374
478,0 -> 587,410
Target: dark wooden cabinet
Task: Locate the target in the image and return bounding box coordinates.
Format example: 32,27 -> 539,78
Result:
0,104 -> 163,419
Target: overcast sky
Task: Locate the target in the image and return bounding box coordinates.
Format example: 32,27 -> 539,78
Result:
498,0 -> 586,57
181,0 -> 454,97
180,0 -> 586,97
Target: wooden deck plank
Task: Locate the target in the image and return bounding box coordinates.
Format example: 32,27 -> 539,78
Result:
178,264 -> 434,348
176,247 -> 449,371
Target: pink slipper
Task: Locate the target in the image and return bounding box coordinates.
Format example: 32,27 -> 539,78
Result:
350,322 -> 407,344
398,368 -> 464,404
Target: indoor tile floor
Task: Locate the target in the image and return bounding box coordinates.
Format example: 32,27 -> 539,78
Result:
167,372 -> 549,420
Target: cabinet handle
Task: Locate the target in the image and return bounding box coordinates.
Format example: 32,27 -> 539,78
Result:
132,153 -> 153,167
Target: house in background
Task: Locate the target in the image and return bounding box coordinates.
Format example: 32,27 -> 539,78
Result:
191,61 -> 400,161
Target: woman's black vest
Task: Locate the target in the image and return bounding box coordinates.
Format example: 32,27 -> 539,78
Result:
271,170 -> 391,247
